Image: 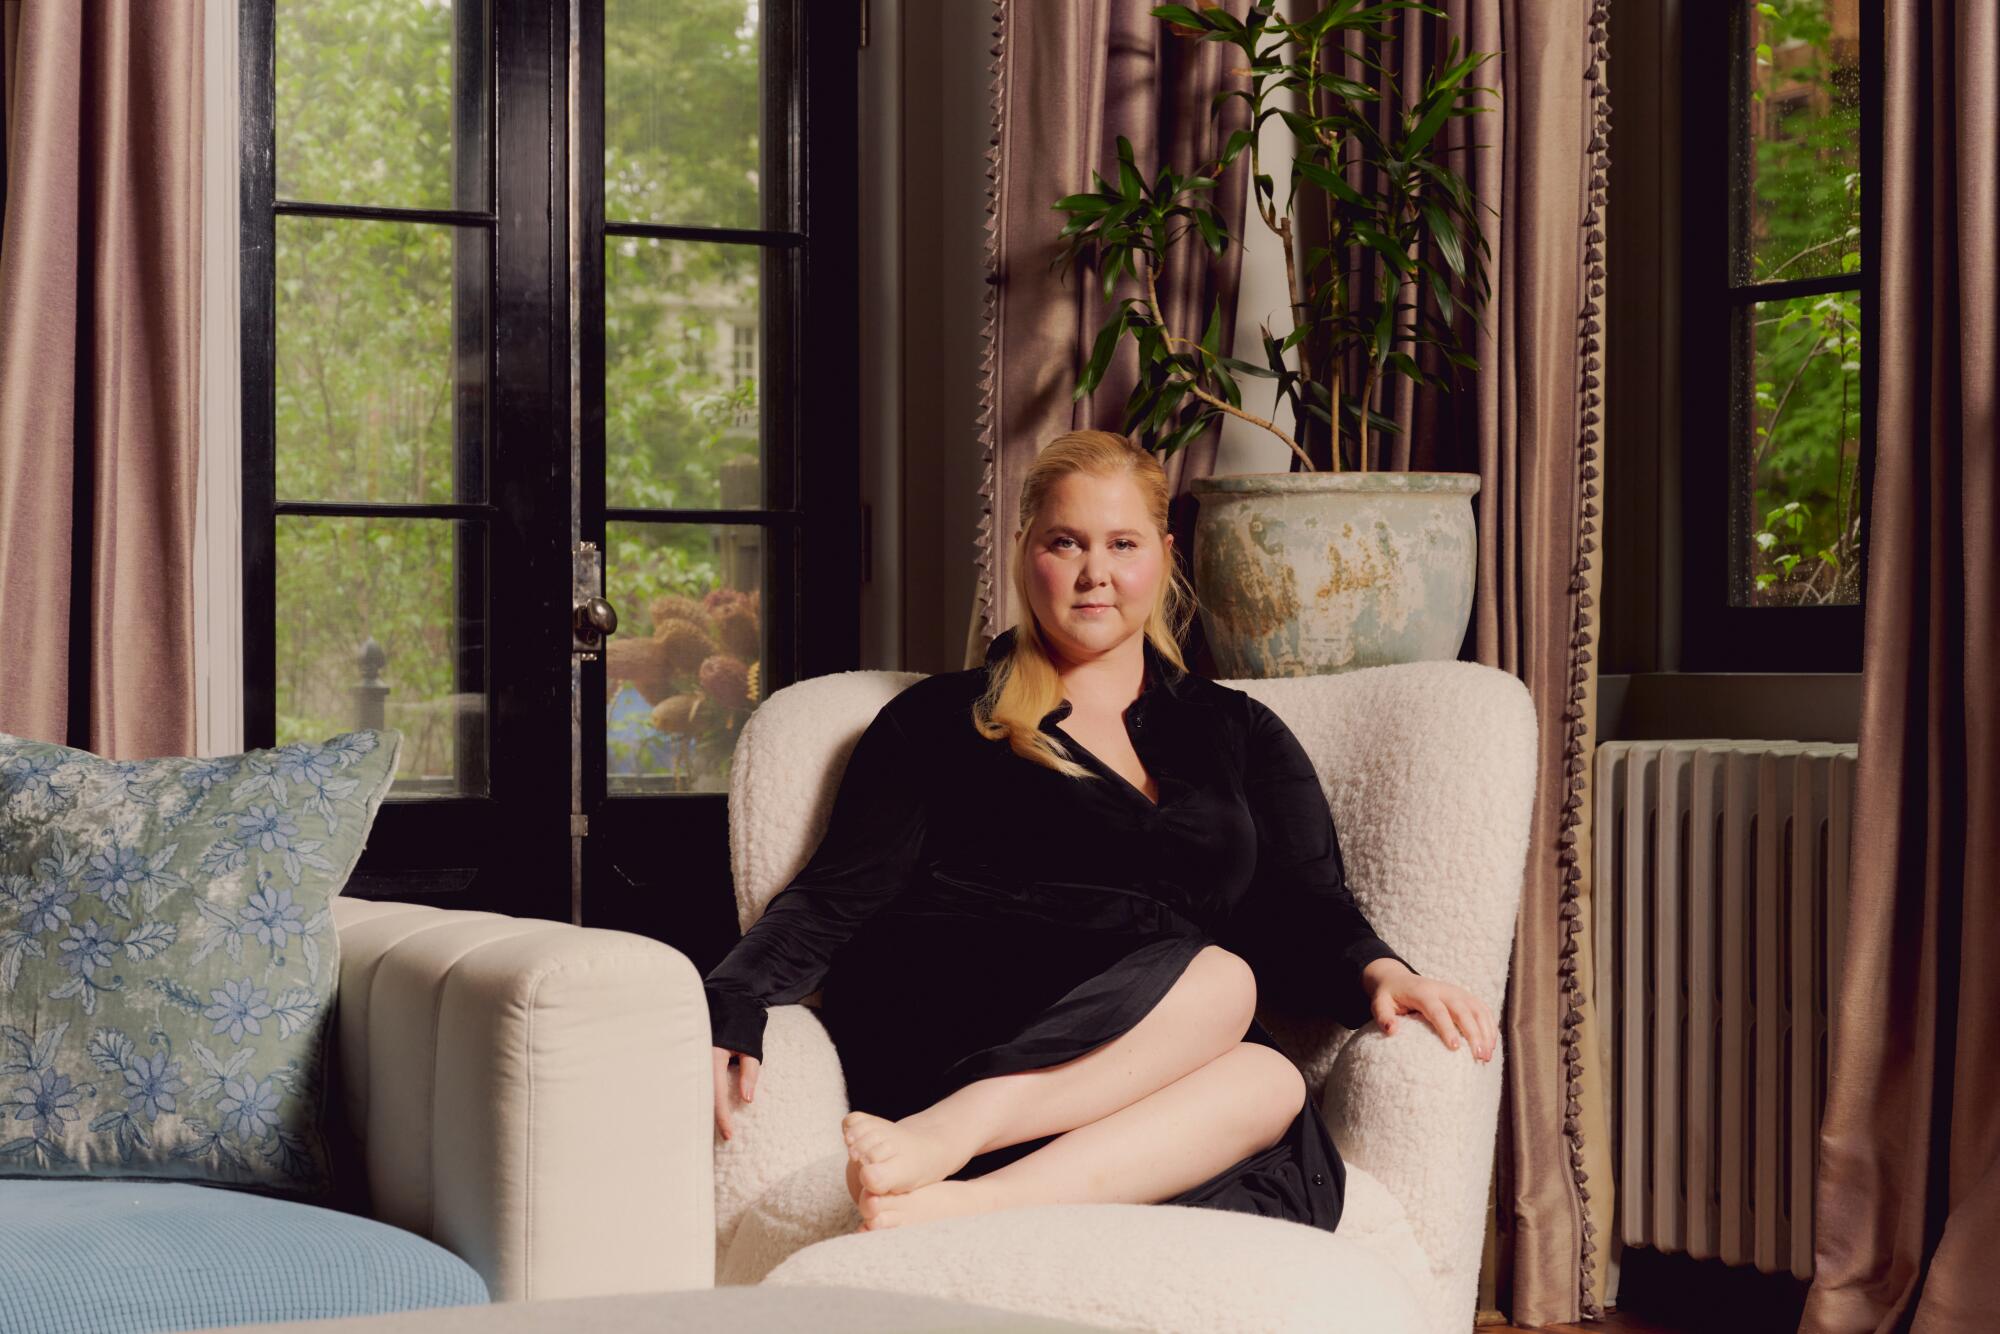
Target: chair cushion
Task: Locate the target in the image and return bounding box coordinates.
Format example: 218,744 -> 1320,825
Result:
0,1179 -> 487,1333
201,1285 -> 1116,1334
712,1004 -> 852,1273
729,1150 -> 1438,1333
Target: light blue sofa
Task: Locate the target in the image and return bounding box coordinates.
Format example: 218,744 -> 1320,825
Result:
3,898 -> 714,1332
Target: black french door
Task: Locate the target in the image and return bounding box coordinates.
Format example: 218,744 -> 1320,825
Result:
574,0 -> 859,964
241,0 -> 858,959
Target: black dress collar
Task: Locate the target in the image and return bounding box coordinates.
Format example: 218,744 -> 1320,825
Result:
982,624 -> 1192,727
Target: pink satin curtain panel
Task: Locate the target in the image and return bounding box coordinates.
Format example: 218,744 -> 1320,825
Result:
0,1 -> 203,759
1799,3 -> 2000,1330
973,1 -> 1609,1324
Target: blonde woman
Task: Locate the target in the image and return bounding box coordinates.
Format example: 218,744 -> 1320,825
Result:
706,429 -> 1496,1234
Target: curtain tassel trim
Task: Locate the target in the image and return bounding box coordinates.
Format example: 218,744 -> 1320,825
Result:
973,0 -> 1010,646
1563,1 -> 1614,1319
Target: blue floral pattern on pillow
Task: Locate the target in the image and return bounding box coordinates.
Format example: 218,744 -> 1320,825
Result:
0,730 -> 400,1194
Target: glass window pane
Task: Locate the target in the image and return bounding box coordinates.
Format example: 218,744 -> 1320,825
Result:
276,0 -> 490,212
603,522 -> 766,794
1732,293 -> 1864,607
277,517 -> 488,796
276,217 -> 488,505
604,0 -> 779,229
606,238 -> 764,510
1735,0 -> 1862,284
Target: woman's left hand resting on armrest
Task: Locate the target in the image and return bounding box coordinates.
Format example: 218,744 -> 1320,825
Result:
1361,958 -> 1497,1063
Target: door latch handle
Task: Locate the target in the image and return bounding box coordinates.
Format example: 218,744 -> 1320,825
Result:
573,542 -> 616,659
574,597 -> 618,641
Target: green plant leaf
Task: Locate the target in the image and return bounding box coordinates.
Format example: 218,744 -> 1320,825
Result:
1200,297 -> 1224,361
1122,381 -> 1164,435
1102,246 -> 1131,299
1340,400 -> 1404,435
1054,191 -> 1111,215
1316,72 -> 1380,102
1219,355 -> 1277,379
1422,200 -> 1467,279
1150,4 -> 1215,31
1296,158 -> 1367,207
1352,224 -> 1415,275
1159,409 -> 1213,457
1077,307 -> 1127,400
1194,206 -> 1226,254
1117,137 -> 1145,201
1214,361 -> 1243,408
1133,377 -> 1190,437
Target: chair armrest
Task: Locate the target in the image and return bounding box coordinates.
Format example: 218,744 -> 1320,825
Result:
712,1003 -> 852,1276
331,898 -> 715,1300
1323,1025 -> 1504,1334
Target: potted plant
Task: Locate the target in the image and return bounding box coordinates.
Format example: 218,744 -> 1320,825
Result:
1053,1 -> 1496,676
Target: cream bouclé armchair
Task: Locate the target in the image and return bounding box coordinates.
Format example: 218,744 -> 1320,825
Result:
705,660 -> 1538,1334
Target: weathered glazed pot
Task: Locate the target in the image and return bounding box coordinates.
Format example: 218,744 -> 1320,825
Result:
1189,471 -> 1481,678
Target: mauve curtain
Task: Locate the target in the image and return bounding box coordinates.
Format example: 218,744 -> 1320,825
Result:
0,0 -> 203,759
1367,2 -> 1612,1325
966,0 -> 1253,664
975,1 -> 1610,1324
1799,3 -> 2000,1331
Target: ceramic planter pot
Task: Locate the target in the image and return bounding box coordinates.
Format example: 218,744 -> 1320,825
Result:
1189,471 -> 1482,678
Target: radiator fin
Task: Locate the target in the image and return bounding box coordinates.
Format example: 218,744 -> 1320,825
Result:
1594,741 -> 1857,1281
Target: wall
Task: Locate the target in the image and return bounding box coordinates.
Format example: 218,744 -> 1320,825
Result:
861,0 -> 994,675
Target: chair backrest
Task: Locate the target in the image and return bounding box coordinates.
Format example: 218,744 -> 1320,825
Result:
728,661 -> 1537,1059
727,668 -> 925,936
1226,663 -> 1537,1092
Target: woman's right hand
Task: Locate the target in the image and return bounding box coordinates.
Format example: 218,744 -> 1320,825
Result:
713,1045 -> 760,1141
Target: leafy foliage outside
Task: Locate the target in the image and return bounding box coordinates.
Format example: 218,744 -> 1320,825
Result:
271,0 -> 770,791
1743,0 -> 1864,606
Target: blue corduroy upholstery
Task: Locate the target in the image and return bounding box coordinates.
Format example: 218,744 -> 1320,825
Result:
0,1180 -> 488,1333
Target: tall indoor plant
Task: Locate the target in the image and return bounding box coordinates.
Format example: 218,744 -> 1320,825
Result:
1054,1 -> 1497,676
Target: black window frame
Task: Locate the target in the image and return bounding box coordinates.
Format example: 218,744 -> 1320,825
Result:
1679,0 -> 1879,674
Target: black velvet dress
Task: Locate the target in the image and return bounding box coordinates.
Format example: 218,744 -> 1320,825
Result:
702,626 -> 1416,1234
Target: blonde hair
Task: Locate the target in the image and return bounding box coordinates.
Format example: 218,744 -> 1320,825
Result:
973,430 -> 1197,778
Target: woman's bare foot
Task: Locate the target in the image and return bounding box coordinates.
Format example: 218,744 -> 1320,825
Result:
841,1109 -> 977,1197
854,1178 -> 994,1232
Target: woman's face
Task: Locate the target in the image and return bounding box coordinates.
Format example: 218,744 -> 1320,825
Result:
1022,470 -> 1172,666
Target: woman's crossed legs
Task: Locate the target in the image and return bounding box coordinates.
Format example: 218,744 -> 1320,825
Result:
841,944 -> 1307,1232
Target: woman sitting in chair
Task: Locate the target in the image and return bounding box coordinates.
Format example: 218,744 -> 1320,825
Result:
705,428 -> 1496,1235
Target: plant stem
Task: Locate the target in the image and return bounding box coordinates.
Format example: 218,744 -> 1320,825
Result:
1187,383 -> 1315,470
1311,33 -> 1346,473
1759,233 -> 1854,283
1240,35 -> 1319,466
1144,262 -> 1314,471
1358,362 -> 1382,473
1756,332 -> 1827,474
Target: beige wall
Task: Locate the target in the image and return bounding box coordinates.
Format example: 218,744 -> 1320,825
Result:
858,0 -> 995,675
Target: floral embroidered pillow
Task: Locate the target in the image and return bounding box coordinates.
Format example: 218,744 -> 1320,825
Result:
0,729 -> 401,1195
